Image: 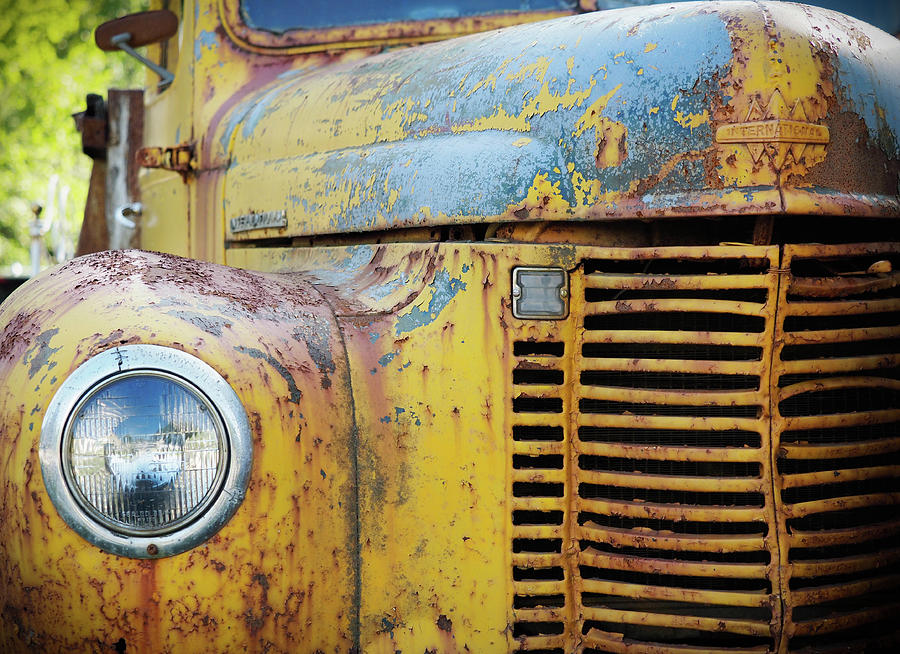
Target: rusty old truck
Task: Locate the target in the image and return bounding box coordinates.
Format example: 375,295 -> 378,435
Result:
1,0 -> 899,652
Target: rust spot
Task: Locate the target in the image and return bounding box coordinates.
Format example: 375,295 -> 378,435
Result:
437,614 -> 452,632
798,108 -> 900,196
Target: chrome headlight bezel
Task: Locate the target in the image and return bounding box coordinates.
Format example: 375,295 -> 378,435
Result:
40,345 -> 252,558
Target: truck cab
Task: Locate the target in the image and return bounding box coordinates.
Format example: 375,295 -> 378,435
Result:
1,1 -> 898,652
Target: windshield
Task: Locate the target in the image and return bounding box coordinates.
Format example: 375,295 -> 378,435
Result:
241,0 -> 579,32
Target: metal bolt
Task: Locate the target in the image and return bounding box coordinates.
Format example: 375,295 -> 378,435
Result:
512,286 -> 521,298
146,544 -> 158,556
559,288 -> 569,298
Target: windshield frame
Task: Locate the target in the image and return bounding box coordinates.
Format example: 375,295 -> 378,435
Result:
220,0 -> 578,53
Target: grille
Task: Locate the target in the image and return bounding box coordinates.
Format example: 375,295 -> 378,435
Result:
509,243 -> 900,653
511,334 -> 573,650
511,246 -> 782,653
773,243 -> 900,653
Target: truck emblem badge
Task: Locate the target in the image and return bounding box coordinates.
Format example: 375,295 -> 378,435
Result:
715,89 -> 829,169
230,210 -> 288,233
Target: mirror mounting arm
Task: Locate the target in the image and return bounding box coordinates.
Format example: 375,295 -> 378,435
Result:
110,33 -> 174,87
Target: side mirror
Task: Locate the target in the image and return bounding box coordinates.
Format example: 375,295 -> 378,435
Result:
95,10 -> 178,86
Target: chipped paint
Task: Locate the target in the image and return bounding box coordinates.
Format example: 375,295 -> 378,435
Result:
23,328 -> 61,379
395,269 -> 467,336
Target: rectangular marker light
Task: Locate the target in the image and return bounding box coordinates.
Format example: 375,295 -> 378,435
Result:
512,267 -> 569,319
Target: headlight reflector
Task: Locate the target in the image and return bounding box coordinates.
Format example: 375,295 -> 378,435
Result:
64,373 -> 227,535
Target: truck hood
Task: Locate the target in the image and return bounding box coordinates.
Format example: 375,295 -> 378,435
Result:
217,1 -> 900,241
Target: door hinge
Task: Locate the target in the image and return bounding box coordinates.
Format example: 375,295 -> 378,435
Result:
136,143 -> 196,176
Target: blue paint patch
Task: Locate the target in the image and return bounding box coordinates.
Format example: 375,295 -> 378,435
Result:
370,367 -> 377,375
395,269 -> 467,336
378,351 -> 399,366
394,407 -> 406,419
305,246 -> 375,288
401,361 -> 412,369
369,332 -> 380,343
241,85 -> 288,140
380,415 -> 391,424
365,270 -> 409,302
320,469 -> 327,479
462,264 -> 470,273
194,30 -> 217,62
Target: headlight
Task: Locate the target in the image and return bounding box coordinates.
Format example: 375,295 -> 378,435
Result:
40,345 -> 252,558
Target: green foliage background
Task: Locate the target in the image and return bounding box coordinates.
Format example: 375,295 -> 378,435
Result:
0,0 -> 145,273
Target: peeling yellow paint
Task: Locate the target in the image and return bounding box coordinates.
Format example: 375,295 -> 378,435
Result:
523,172 -> 570,212
566,56 -> 574,76
451,104 -> 531,134
637,68 -> 644,76
512,137 -> 532,147
466,57 -> 515,97
649,106 -> 659,115
506,56 -> 552,84
675,109 -> 710,133
644,42 -> 657,52
573,83 -> 627,169
570,168 -> 597,206
574,83 -> 623,138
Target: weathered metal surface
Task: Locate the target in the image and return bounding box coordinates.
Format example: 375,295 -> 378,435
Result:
105,90 -> 143,250
0,251 -> 357,653
4,0 -> 900,652
231,242 -> 515,652
75,160 -> 110,255
185,1 -> 900,248
219,0 -> 574,53
7,237 -> 899,650
136,143 -> 196,175
770,241 -> 900,654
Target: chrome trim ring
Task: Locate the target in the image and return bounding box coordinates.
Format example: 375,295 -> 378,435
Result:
40,345 -> 252,558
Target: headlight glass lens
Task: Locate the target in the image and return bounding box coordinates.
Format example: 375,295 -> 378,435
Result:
63,373 -> 228,535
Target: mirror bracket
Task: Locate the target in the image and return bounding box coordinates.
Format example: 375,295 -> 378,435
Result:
110,33 -> 174,86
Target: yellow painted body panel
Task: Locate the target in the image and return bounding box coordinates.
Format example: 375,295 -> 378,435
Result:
0,253 -> 358,652
137,1 -> 194,259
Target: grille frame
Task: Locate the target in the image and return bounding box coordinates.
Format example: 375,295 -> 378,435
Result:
508,242 -> 900,653
772,242 -> 900,653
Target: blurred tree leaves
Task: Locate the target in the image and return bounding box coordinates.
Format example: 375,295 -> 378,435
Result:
0,0 -> 145,271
